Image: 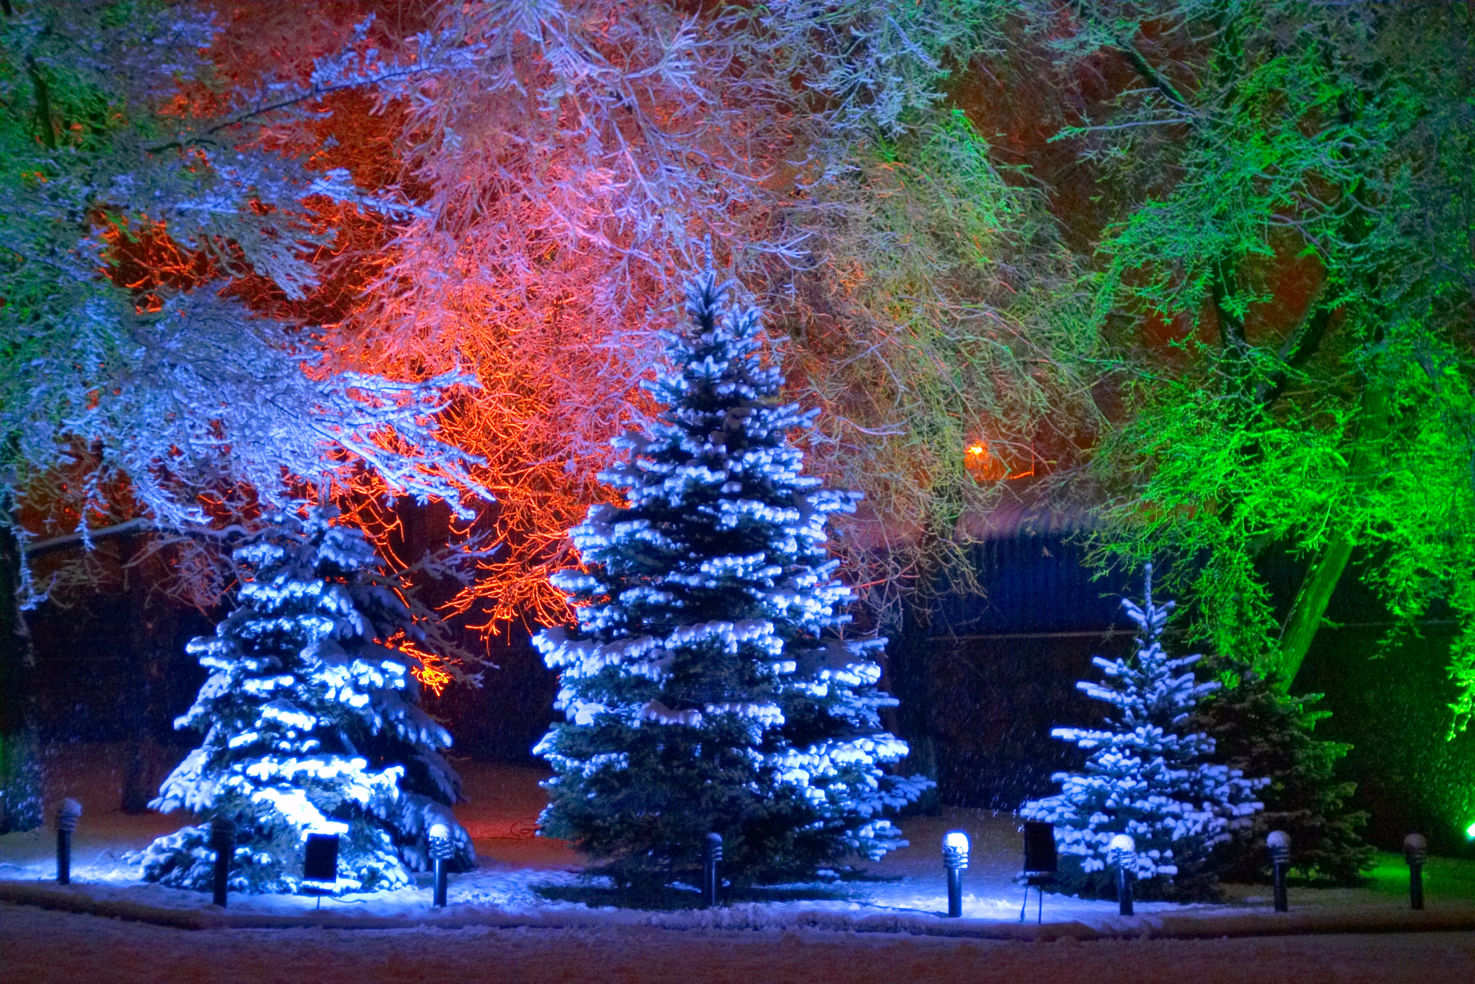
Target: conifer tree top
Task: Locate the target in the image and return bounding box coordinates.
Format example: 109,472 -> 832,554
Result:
649,271 -> 785,402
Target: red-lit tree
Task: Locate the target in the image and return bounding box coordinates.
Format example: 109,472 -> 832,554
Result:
8,0 -> 1096,627
324,1 -> 1097,634
6,2 -> 1103,827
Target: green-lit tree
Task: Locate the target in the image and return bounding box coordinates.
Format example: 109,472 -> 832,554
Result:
1023,1 -> 1475,715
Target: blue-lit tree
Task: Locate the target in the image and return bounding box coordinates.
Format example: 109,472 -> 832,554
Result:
134,507 -> 472,894
535,271 -> 928,888
1020,567 -> 1264,900
0,0 -> 486,833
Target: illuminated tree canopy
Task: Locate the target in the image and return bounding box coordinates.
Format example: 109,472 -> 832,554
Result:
2,0 -> 1091,617
0,0 -> 487,595
1023,1 -> 1475,719
334,0 -> 1096,629
2,0 -> 1471,744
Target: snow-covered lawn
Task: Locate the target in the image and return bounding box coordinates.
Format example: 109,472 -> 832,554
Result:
2,744 -> 1472,942
3,905 -> 1474,984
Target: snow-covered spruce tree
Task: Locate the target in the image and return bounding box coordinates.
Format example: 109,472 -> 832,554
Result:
1191,658 -> 1372,885
134,507 -> 472,894
1020,567 -> 1264,901
534,271 -> 927,889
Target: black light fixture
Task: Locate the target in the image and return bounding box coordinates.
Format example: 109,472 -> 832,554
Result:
429,822 -> 453,908
303,831 -> 341,909
1018,820 -> 1057,924
1266,830 -> 1291,913
1107,833 -> 1135,917
942,830 -> 969,918
210,816 -> 234,908
55,799 -> 81,885
702,832 -> 723,909
1403,833 -> 1427,911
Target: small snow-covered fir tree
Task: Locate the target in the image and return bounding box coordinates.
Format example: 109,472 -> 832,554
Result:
534,271 -> 927,888
1020,566 -> 1264,900
134,507 -> 472,894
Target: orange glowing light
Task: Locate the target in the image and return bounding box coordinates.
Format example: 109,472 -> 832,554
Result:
964,440 -> 1036,482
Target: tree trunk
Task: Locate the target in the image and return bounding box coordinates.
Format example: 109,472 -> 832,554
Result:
0,513 -> 43,833
121,561 -> 173,814
1272,383 -> 1390,690
1275,533 -> 1356,688
887,582 -> 942,815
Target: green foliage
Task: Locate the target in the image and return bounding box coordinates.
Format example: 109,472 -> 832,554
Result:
0,727 -> 43,833
1049,1 -> 1475,707
1193,657 -> 1373,885
771,100 -> 1099,616
1297,626 -> 1475,855
807,108 -> 1089,469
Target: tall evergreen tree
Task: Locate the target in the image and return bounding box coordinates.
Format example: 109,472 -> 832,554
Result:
535,271 -> 927,889
134,507 -> 472,894
1020,567 -> 1264,901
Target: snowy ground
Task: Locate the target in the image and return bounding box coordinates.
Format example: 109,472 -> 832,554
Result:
3,905 -> 1473,984
2,745 -> 1473,982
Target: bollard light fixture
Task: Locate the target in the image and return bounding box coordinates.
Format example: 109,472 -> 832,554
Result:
702,832 -> 723,909
1403,833 -> 1427,911
1107,833 -> 1136,917
429,822 -> 453,908
57,798 -> 82,830
55,799 -> 81,885
1107,833 -> 1135,867
942,830 -> 970,868
1266,830 -> 1291,913
210,816 -> 234,908
942,830 -> 969,918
